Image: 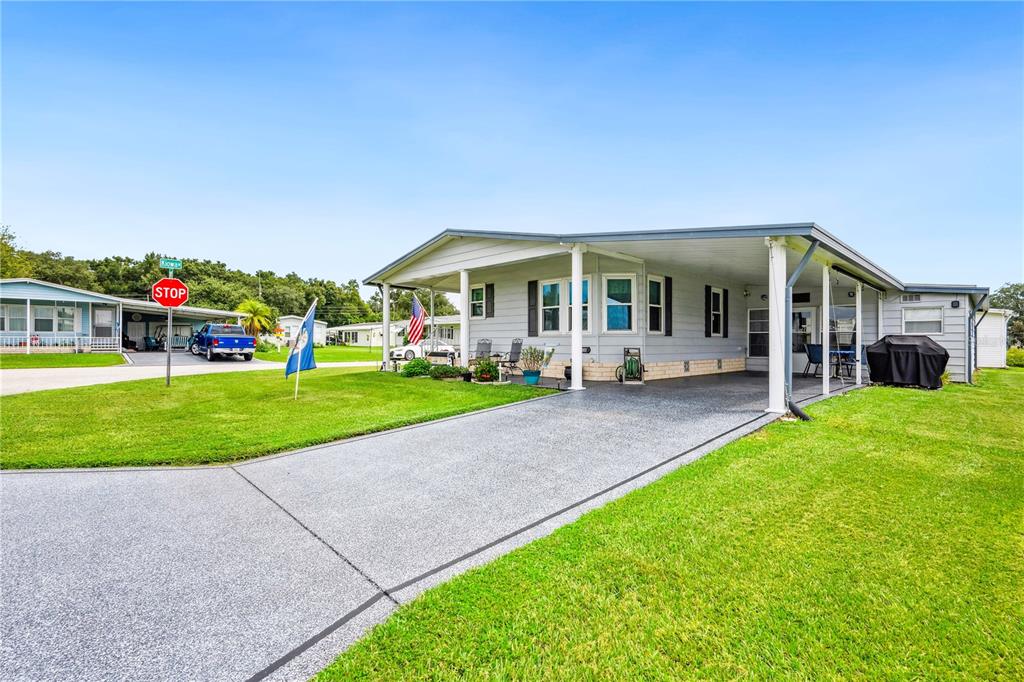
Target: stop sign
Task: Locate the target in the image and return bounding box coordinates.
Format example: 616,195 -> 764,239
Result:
152,278 -> 189,307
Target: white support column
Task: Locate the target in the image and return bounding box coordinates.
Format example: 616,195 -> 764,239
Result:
855,282 -> 863,385
766,238 -> 787,413
821,265 -> 831,396
25,298 -> 31,354
429,288 -> 436,353
570,244 -> 584,390
459,270 -> 470,367
877,290 -> 884,342
381,283 -> 391,371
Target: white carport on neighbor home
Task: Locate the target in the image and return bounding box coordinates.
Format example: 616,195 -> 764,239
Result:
364,224 -> 989,413
975,308 -> 1009,368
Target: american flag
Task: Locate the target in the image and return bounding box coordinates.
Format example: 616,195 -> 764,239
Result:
407,294 -> 425,345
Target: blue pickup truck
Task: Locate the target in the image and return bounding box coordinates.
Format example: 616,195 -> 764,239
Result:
189,323 -> 256,361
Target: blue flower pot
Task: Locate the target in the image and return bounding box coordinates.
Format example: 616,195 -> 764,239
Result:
523,370 -> 541,385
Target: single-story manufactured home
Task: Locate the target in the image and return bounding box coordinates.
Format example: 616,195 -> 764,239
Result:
364,224 -> 991,412
275,314 -> 328,347
328,314 -> 460,347
0,278 -> 240,353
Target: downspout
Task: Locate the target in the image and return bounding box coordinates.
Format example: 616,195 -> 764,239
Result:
967,294 -> 988,384
785,240 -> 819,420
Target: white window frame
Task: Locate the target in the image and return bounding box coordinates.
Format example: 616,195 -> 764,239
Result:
469,284 -> 486,319
32,304 -> 56,333
902,307 -> 943,335
602,274 -> 637,334
710,286 -> 724,338
56,304 -> 76,333
539,279 -> 562,335
747,307 -> 769,358
647,275 -> 665,335
6,303 -> 28,332
567,275 -> 591,335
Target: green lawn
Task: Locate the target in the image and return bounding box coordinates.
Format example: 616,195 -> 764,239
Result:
0,369 -> 553,469
0,353 -> 125,369
255,345 -> 381,363
320,369 -> 1024,680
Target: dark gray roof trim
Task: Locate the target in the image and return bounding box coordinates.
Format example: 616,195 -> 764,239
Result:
902,283 -> 990,295
363,223 -> 909,290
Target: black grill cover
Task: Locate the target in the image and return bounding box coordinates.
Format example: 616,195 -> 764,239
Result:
866,335 -> 949,389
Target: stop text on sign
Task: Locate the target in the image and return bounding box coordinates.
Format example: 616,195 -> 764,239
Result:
152,277 -> 189,307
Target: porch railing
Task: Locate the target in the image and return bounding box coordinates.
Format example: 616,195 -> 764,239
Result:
0,336 -> 122,353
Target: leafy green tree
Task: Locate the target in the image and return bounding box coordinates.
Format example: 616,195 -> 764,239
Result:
991,282 -> 1024,347
0,227 -> 34,278
236,299 -> 275,337
369,287 -> 457,320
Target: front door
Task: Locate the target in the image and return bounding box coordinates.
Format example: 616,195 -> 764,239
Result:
93,308 -> 114,337
126,321 -> 145,348
791,308 -> 816,373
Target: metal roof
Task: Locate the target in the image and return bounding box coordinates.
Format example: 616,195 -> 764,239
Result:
362,223 -> 916,291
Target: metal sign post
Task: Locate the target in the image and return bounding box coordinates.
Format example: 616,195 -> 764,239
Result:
166,306 -> 173,386
152,260 -> 188,388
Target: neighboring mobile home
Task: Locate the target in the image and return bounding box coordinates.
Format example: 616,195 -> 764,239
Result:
328,314 -> 460,347
0,279 -> 241,353
364,224 -> 990,412
276,314 -> 328,347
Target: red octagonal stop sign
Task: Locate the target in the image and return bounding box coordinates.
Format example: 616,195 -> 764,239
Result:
152,278 -> 189,307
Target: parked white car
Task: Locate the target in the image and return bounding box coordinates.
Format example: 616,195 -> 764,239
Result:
390,341 -> 456,361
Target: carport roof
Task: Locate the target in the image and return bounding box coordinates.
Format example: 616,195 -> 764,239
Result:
120,299 -> 239,319
363,223 -> 911,291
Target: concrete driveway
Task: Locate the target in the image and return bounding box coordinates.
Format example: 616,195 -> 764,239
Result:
0,374 -> 851,681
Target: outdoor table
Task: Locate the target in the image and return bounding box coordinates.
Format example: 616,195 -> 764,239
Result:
829,349 -> 856,378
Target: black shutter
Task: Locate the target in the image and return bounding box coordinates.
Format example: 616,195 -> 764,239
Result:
704,285 -> 712,337
664,276 -> 673,337
527,280 -> 538,337
485,283 -> 495,318
722,288 -> 729,338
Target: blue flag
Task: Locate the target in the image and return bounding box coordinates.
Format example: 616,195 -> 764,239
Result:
285,299 -> 318,378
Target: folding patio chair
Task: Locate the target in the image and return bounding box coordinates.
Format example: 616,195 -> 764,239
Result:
499,338 -> 523,374
467,338 -> 492,366
802,343 -> 823,378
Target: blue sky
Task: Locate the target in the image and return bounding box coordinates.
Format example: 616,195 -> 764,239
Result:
3,2 -> 1022,292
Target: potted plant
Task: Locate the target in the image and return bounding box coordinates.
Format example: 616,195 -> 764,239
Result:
473,359 -> 499,383
520,346 -> 545,385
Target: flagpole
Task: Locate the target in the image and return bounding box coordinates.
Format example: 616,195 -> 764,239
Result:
294,348 -> 300,400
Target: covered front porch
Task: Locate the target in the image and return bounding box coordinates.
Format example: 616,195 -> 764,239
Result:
367,225 -> 901,412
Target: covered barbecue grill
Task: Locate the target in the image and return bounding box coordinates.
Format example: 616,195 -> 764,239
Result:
866,335 -> 949,389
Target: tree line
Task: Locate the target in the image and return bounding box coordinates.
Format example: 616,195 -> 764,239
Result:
0,227 -> 456,327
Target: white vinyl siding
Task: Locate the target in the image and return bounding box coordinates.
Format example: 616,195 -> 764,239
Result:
882,293 -> 967,382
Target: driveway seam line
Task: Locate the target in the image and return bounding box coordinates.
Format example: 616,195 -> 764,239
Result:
228,465 -> 398,606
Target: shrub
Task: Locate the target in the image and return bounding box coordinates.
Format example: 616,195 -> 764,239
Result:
520,346 -> 545,372
1007,346 -> 1024,367
429,364 -> 468,379
255,340 -> 276,353
400,358 -> 432,377
474,359 -> 499,382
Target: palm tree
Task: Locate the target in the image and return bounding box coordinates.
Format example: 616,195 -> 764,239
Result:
236,299 -> 274,337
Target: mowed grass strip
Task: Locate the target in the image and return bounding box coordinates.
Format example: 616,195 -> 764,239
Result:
319,369 -> 1024,680
1,369 -> 553,468
0,353 -> 126,369
255,345 -> 380,363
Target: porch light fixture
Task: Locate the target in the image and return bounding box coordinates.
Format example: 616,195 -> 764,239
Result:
760,294 -> 768,302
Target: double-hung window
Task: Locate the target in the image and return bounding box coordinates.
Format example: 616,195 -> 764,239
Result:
540,280 -> 561,333
748,309 -> 769,357
603,275 -> 635,332
903,307 -> 943,334
5,304 -> 28,332
567,278 -> 590,332
710,287 -> 723,336
470,285 -> 486,319
33,305 -> 55,332
57,305 -> 76,332
648,276 -> 664,334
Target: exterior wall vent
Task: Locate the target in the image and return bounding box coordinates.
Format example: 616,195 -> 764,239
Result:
717,358 -> 723,370
684,360 -> 690,372
901,294 -> 921,303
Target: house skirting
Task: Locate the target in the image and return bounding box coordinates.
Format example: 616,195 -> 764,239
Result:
540,357 -> 747,382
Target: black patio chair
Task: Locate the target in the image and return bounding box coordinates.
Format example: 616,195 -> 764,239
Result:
803,343 -> 823,377
467,338 -> 492,366
499,338 -> 523,374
